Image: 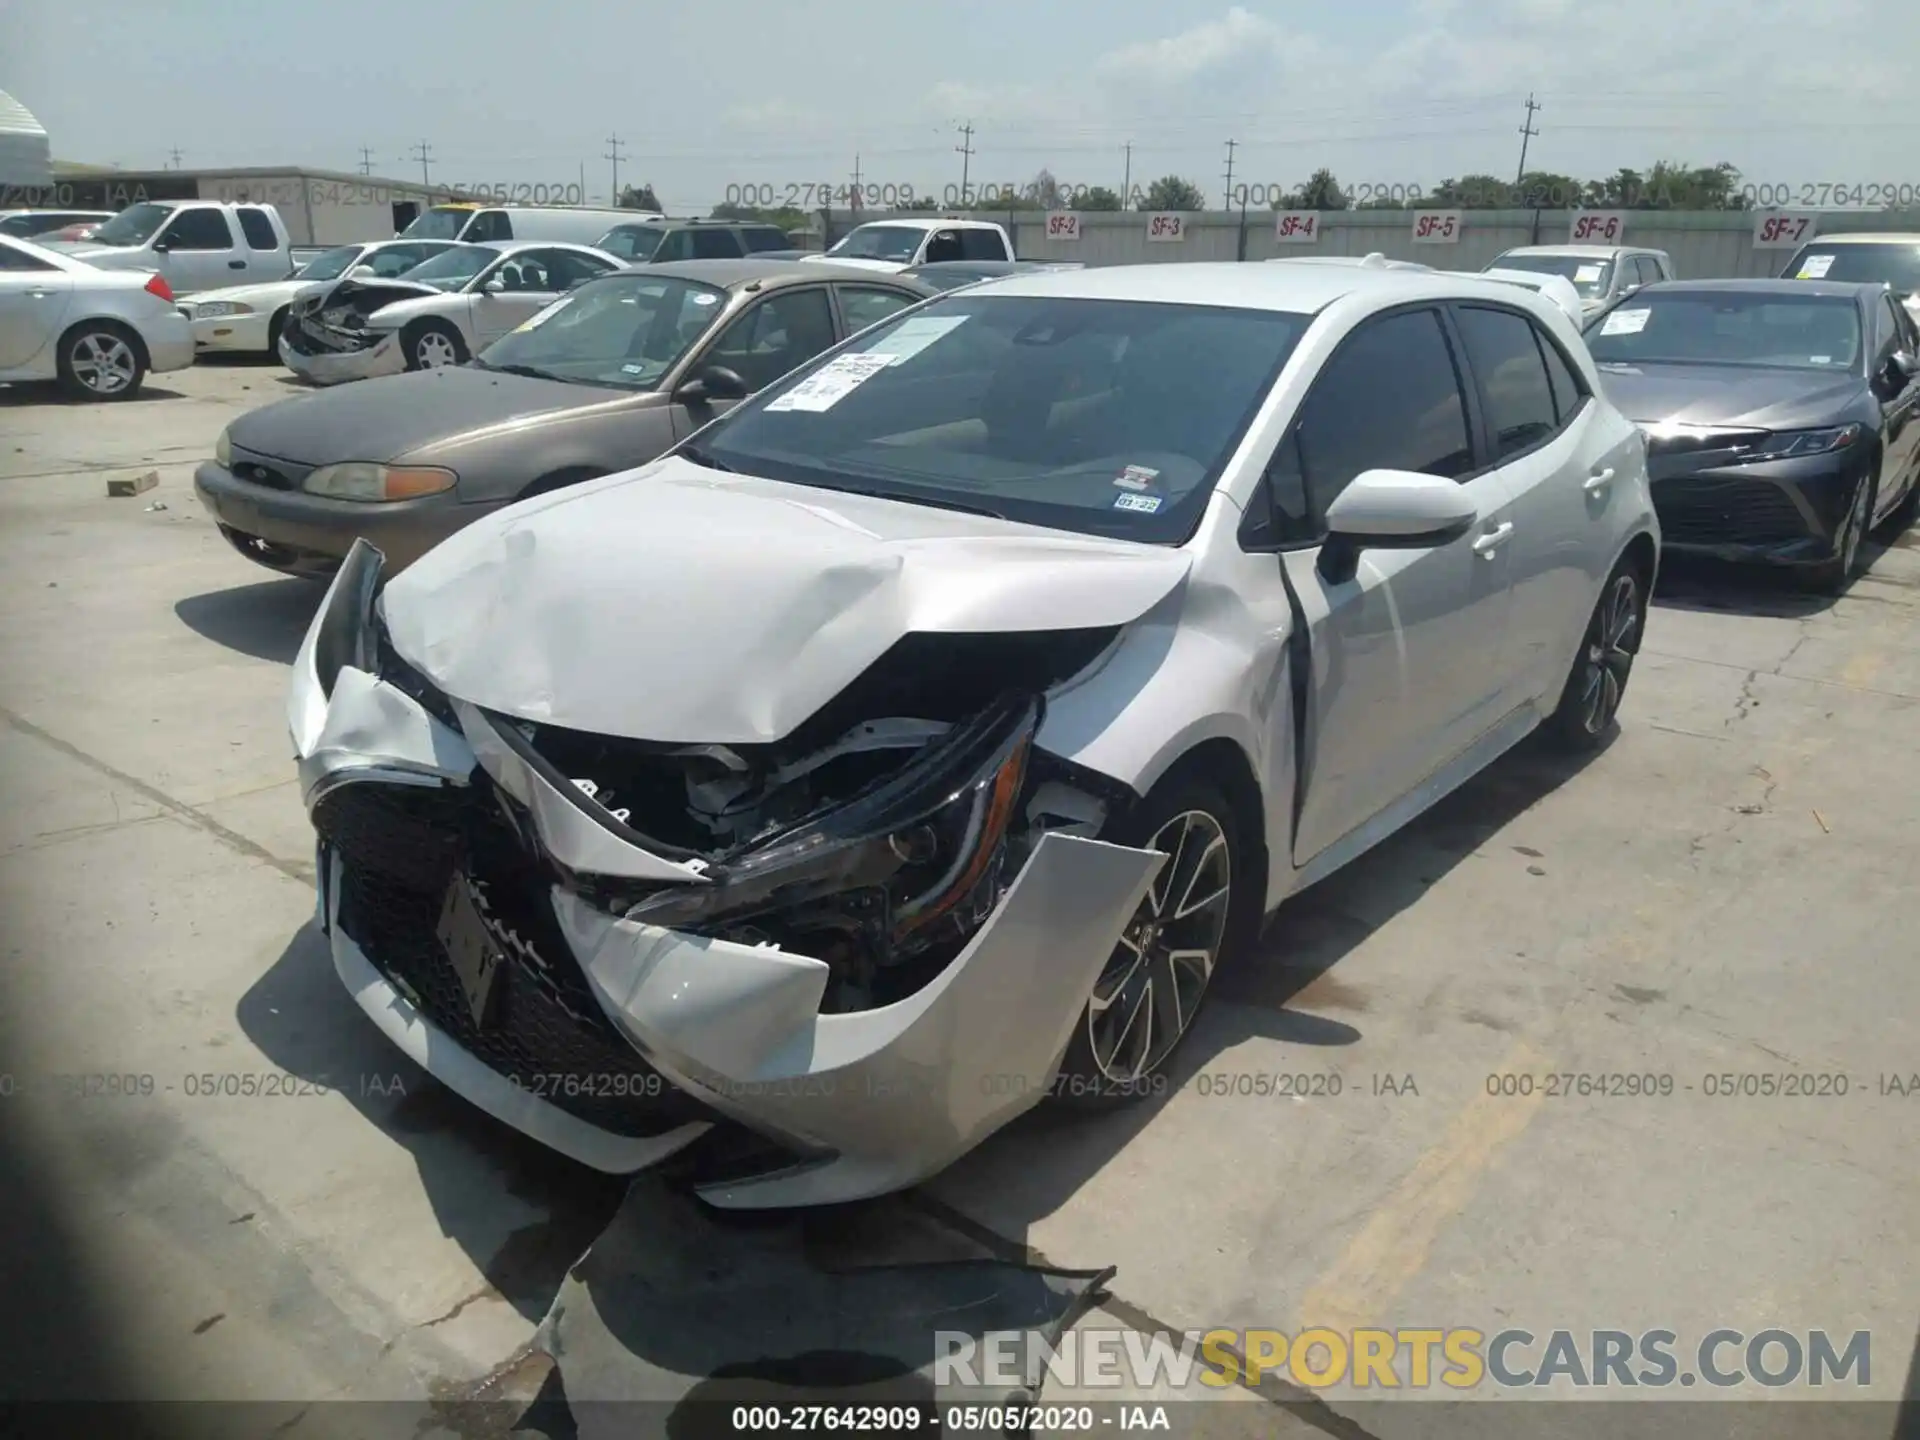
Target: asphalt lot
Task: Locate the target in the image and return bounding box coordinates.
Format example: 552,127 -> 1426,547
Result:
1,360 -> 1916,1436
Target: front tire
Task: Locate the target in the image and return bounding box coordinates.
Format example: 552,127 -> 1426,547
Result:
265,307 -> 288,358
404,319 -> 467,371
56,321 -> 146,400
1053,776 -> 1245,1109
1546,559 -> 1644,750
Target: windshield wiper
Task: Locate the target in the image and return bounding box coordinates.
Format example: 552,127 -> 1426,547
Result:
480,362 -> 563,382
678,443 -> 736,473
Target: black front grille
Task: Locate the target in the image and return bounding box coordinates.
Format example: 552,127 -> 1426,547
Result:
233,461 -> 294,491
1653,476 -> 1812,546
316,781 -> 705,1138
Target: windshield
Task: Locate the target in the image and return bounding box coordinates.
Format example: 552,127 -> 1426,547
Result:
399,207 -> 476,241
1784,242 -> 1920,295
1587,292 -> 1861,372
87,202 -> 174,248
828,225 -> 925,262
395,244 -> 500,291
295,245 -> 362,281
1494,253 -> 1614,300
476,274 -> 728,388
691,295 -> 1306,544
599,225 -> 665,262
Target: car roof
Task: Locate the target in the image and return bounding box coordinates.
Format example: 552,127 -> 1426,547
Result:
1634,277 -> 1881,300
1498,244 -> 1660,258
958,259 -> 1575,315
848,217 -> 1002,233
1796,233 -> 1920,245
486,238 -> 608,255
616,257 -> 937,290
604,217 -> 783,230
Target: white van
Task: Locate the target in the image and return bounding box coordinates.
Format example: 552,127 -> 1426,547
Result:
397,205 -> 663,246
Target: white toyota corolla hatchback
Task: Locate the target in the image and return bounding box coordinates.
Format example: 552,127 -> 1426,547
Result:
288,260 -> 1658,1207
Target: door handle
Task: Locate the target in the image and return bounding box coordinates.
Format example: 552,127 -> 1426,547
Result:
1472,521 -> 1514,556
27,289 -> 55,299
1584,467 -> 1615,494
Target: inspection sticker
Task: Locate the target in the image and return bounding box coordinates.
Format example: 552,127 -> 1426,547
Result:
765,352 -> 895,412
1797,254 -> 1835,279
1574,264 -> 1604,282
1600,307 -> 1651,335
865,315 -> 969,365
1115,465 -> 1159,490
1114,492 -> 1163,513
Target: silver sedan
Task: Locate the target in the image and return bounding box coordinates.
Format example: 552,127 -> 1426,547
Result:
0,233 -> 193,399
288,262 -> 1657,1207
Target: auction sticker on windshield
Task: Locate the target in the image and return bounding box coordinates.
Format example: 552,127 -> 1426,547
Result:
1114,492 -> 1162,513
864,315 -> 969,365
1600,308 -> 1651,335
765,352 -> 895,412
1796,254 -> 1836,279
1574,264 -> 1604,283
1115,465 -> 1159,490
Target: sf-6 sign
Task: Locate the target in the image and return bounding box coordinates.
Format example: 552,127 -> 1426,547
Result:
1044,212 -> 1081,241
1752,212 -> 1818,249
1570,210 -> 1628,244
1411,210 -> 1462,243
1273,212 -> 1319,243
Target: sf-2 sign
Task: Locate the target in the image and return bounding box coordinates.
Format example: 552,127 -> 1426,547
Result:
1411,210 -> 1461,243
1273,211 -> 1319,243
1570,210 -> 1628,244
1044,212 -> 1081,241
1752,212 -> 1818,249
1146,212 -> 1186,242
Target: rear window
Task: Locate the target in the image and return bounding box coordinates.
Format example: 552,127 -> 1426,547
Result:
742,227 -> 791,253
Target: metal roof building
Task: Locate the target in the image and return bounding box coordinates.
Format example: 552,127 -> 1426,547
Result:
0,90 -> 53,187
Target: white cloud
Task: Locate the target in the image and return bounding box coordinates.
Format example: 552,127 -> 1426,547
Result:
1094,6 -> 1289,85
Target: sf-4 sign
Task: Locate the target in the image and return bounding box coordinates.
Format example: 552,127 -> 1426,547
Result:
1570,210 -> 1627,244
1146,212 -> 1186,241
1411,210 -> 1461,243
1752,212 -> 1818,249
1273,211 -> 1319,243
1044,212 -> 1081,241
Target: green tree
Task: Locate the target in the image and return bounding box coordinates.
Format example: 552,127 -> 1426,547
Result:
1513,171 -> 1586,209
1283,168 -> 1348,210
1428,174 -> 1514,208
707,201 -> 808,232
1143,175 -> 1205,210
619,183 -> 663,211
1078,186 -> 1123,212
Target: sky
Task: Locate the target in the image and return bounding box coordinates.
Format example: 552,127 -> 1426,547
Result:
8,0 -> 1920,213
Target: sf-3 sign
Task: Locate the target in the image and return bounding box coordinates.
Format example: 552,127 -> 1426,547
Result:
1411,210 -> 1462,244
1146,212 -> 1186,242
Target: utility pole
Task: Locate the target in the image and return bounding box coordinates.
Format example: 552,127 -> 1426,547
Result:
850,152 -> 863,212
411,141 -> 433,188
1122,143 -> 1132,210
358,147 -> 374,176
955,122 -> 975,207
1515,94 -> 1541,185
605,134 -> 626,204
1222,139 -> 1238,210
167,147 -> 183,169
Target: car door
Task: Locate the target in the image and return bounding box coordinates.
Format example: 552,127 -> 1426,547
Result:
468,248 -> 571,348
1449,301 -> 1627,710
831,282 -> 922,338
917,228 -> 965,265
153,206 -> 241,292
0,243 -> 75,368
1871,290 -> 1920,519
668,285 -> 837,438
1267,305 -> 1517,865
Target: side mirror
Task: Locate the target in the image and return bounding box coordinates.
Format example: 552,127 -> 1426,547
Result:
1878,351 -> 1918,393
349,264 -> 377,277
674,365 -> 749,405
1318,469 -> 1479,583
151,240 -> 171,254
482,275 -> 507,293
1619,282 -> 1641,298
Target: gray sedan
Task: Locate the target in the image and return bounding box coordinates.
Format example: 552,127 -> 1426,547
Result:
194,259 -> 938,577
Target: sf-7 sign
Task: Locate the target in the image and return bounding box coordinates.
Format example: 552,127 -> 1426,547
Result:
1411,210 -> 1461,243
1752,213 -> 1818,249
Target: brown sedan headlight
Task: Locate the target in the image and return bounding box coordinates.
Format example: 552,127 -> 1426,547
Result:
302,463 -> 457,502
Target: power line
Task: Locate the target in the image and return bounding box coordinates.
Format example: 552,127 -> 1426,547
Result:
605,134 -> 627,202
955,122 -> 975,206
850,152 -> 863,211
1122,142 -> 1131,208
1516,93 -> 1542,183
410,140 -> 434,188
1223,138 -> 1238,209
358,146 -> 374,176
168,147 -> 182,169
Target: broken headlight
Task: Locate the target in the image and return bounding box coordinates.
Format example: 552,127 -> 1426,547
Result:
303,463 -> 458,502
622,693 -> 1040,942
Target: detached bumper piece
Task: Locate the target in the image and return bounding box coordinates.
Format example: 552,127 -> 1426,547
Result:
289,540 -> 1167,1205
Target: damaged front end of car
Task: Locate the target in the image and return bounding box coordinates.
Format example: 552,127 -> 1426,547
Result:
294,539 -> 1166,1207
280,279 -> 431,378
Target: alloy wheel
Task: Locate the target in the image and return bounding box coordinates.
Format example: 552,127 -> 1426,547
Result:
1086,809 -> 1233,1083
415,331 -> 459,368
70,331 -> 137,394
1578,572 -> 1640,735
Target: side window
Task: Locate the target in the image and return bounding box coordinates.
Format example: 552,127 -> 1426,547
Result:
0,244 -> 58,271
236,207 -> 278,250
1293,308 -> 1474,530
539,249 -> 615,289
159,208 -> 234,250
1534,324 -> 1588,426
742,227 -> 790,253
958,227 -> 1007,260
922,229 -> 964,263
1875,295 -> 1905,365
652,229 -> 692,263
703,288 -> 837,391
690,228 -> 740,259
1634,256 -> 1662,288
1453,305 -> 1560,459
369,244 -> 425,277
837,285 -> 917,334
467,211 -> 512,242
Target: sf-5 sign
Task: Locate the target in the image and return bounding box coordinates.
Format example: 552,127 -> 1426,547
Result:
1411,210 -> 1462,243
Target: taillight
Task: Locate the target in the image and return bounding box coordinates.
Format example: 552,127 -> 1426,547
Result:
144,273 -> 174,302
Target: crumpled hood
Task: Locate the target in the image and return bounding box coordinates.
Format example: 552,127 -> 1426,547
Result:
1595,361 -> 1867,430
181,278 -> 315,309
380,456 -> 1193,744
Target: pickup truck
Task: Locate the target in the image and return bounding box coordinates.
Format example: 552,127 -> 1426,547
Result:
46,200 -> 294,294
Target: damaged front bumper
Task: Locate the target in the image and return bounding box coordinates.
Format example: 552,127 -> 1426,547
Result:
292,541 -> 1165,1207
278,324 -> 404,385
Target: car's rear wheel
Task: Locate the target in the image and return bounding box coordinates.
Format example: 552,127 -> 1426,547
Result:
405,320 -> 467,371
1546,559 -> 1644,750
265,307 -> 289,358
56,321 -> 146,400
1806,475 -> 1872,593
1053,776 -> 1244,1109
